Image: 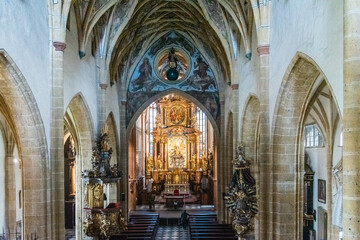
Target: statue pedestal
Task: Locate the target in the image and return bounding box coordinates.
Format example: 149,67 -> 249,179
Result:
196,171 -> 202,183
152,170 -> 159,182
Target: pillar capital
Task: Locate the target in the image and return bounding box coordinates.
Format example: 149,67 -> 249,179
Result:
257,45 -> 270,56
99,83 -> 108,90
231,84 -> 239,90
53,42 -> 66,52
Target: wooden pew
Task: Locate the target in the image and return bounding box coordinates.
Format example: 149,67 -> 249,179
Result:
110,213 -> 160,240
189,214 -> 238,240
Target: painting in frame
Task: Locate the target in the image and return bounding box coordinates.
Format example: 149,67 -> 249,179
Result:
318,179 -> 326,203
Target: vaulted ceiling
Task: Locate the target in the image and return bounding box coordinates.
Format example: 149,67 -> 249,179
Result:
71,0 -> 254,85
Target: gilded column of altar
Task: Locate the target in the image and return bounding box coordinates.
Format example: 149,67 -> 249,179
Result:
154,138 -> 158,169
160,138 -> 164,170
164,140 -> 168,171
343,1 -> 360,239
187,141 -> 191,170
196,137 -> 201,169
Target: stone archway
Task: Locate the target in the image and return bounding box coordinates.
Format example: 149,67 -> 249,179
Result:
126,90 -> 220,214
241,95 -> 260,162
64,93 -> 94,239
104,112 -> 121,204
240,94 -> 260,237
271,52 -> 329,239
0,49 -> 49,238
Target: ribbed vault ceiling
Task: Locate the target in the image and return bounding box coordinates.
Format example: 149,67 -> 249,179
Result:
71,0 -> 254,85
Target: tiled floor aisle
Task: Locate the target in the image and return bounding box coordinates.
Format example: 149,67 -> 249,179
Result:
155,225 -> 190,240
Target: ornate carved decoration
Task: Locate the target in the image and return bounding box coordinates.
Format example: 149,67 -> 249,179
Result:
82,128 -> 125,239
225,144 -> 258,239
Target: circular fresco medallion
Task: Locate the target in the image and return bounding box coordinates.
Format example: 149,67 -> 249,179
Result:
154,47 -> 190,83
169,106 -> 186,125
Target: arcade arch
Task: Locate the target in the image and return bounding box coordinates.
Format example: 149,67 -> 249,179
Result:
127,92 -> 219,213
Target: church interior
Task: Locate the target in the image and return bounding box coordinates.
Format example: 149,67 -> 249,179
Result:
0,0 -> 359,239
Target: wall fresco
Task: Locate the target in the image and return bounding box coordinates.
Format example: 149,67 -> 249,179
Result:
126,32 -> 220,128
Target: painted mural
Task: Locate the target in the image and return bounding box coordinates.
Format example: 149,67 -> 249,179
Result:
126,32 -> 220,127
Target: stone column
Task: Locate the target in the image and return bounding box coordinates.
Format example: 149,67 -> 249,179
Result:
5,156 -> 16,239
50,41 -> 66,239
343,1 -> 360,239
257,44 -> 272,240
97,57 -> 108,131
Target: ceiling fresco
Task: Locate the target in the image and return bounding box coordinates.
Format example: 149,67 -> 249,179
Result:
71,0 -> 256,86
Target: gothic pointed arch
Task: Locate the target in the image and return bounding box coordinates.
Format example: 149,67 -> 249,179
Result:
64,92 -> 95,239
0,49 -> 49,238
271,52 -> 341,239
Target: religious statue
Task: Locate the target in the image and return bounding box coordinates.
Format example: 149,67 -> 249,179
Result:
100,214 -> 110,238
224,144 -> 257,239
190,154 -> 197,170
118,209 -> 127,231
146,155 -> 153,176
157,154 -> 163,170
154,115 -> 161,129
191,115 -> 198,130
201,155 -> 208,173
332,159 -> 343,227
207,149 -> 213,172
83,214 -> 93,236
169,145 -> 185,169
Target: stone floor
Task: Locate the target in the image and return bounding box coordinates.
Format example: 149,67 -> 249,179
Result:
155,224 -> 190,240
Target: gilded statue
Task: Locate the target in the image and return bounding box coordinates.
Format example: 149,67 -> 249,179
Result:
190,154 -> 197,170
191,115 -> 198,130
118,209 -> 127,231
154,115 -> 161,129
100,214 -> 110,238
169,145 -> 185,168
201,155 -> 208,172
157,154 -> 163,170
83,215 -> 93,236
146,155 -> 153,176
207,149 -> 213,172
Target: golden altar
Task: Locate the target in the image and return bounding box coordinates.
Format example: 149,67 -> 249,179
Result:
146,95 -> 203,186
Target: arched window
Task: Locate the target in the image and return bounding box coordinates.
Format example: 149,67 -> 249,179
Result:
197,107 -> 207,157
304,124 -> 323,147
148,102 -> 157,156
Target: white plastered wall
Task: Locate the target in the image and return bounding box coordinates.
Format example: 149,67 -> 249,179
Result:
0,1 -> 50,148
270,0 -> 343,126
64,8 -> 98,130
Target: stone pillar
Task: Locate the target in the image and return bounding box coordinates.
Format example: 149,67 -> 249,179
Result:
257,44 -> 272,240
50,41 -> 66,239
5,156 -> 16,239
119,99 -> 128,220
97,57 -> 109,132
343,1 -> 360,239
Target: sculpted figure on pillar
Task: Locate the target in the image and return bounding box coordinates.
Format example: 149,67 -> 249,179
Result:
157,154 -> 163,170
190,154 -> 197,170
146,155 -> 153,176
